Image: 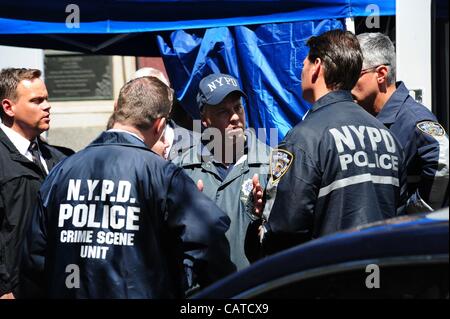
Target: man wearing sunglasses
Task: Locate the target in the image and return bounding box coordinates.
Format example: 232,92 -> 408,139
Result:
352,32 -> 449,213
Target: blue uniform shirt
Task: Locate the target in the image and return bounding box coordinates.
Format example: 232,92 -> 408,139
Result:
174,129 -> 271,270
377,82 -> 449,212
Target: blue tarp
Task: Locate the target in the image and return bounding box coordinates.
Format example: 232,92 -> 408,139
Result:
159,20 -> 343,142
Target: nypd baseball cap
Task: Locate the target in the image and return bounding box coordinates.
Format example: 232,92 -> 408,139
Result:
197,73 -> 247,110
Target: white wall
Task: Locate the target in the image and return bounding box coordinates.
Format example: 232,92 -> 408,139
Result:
396,0 -> 432,109
0,45 -> 44,71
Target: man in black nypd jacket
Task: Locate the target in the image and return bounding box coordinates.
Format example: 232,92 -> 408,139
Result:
21,76 -> 234,298
0,68 -> 73,299
258,30 -> 407,254
352,33 -> 449,213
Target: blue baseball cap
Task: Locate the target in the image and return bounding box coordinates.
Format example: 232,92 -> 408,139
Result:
197,73 -> 247,110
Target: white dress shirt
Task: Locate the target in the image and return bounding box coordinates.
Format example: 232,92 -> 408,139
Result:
0,123 -> 49,174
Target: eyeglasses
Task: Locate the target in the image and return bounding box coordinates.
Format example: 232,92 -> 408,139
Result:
360,63 -> 391,76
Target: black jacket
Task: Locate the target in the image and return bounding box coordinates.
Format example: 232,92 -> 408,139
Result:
21,131 -> 234,298
0,128 -> 72,296
262,91 -> 408,253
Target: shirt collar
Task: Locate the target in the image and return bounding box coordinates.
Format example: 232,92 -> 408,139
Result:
376,81 -> 410,124
0,123 -> 33,157
302,110 -> 310,121
106,128 -> 144,143
311,90 -> 354,113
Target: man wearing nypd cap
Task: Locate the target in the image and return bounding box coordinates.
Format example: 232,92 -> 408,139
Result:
173,73 -> 271,271
352,33 -> 449,212
257,30 -> 407,255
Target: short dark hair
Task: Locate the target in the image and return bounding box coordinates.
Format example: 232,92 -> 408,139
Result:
307,29 -> 363,91
110,76 -> 172,130
0,68 -> 42,118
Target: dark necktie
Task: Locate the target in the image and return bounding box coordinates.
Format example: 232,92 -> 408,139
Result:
29,141 -> 47,176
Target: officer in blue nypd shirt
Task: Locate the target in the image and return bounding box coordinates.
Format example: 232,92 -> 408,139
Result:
173,73 -> 272,270
352,33 -> 449,213
258,30 -> 408,254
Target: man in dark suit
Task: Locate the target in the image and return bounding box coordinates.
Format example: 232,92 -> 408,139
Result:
0,68 -> 73,298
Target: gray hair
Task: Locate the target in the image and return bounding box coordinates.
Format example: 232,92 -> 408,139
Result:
357,32 -> 396,85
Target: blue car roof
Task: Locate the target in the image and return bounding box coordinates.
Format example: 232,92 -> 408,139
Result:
194,211 -> 449,298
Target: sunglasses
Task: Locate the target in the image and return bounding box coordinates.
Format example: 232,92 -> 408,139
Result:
360,63 -> 391,76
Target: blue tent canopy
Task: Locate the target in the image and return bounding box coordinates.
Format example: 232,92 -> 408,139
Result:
2,0 -> 394,32
0,0 -> 394,55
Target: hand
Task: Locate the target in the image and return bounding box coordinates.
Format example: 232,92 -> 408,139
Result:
0,292 -> 15,299
252,174 -> 264,217
197,179 -> 204,192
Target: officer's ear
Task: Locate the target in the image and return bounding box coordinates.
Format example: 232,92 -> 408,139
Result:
376,65 -> 389,85
312,58 -> 322,82
1,98 -> 15,118
154,117 -> 166,138
142,117 -> 166,149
